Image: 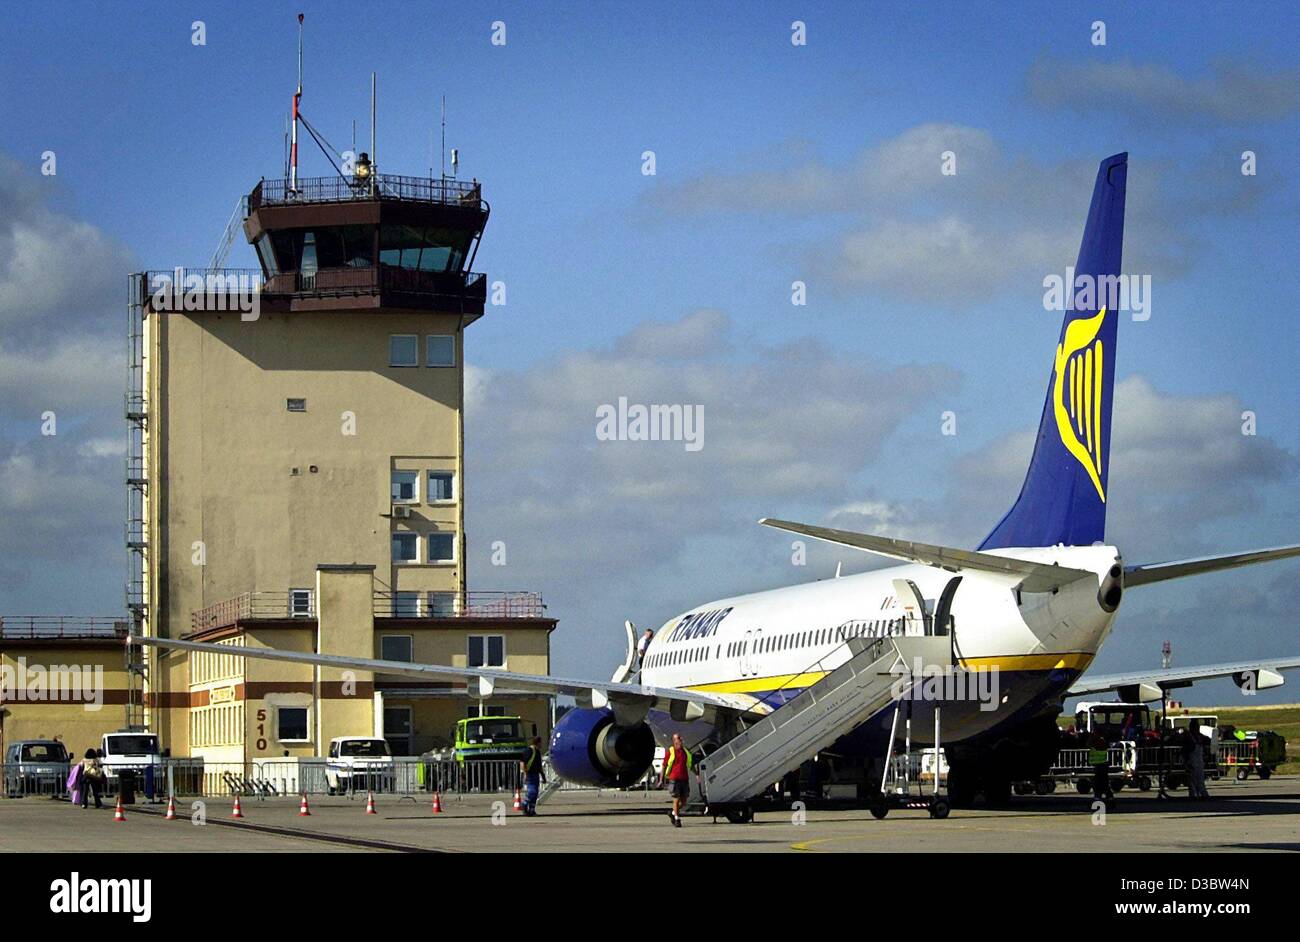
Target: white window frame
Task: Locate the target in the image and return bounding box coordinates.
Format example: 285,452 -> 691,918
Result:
427,470 -> 455,504
426,334 -> 456,368
289,588 -> 313,618
389,334 -> 419,368
391,470 -> 420,504
391,532 -> 420,564
468,634 -> 506,669
427,531 -> 457,564
427,591 -> 460,617
380,634 -> 415,662
276,706 -> 311,743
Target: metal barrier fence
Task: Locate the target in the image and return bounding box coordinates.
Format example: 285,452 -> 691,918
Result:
4,758 -> 533,801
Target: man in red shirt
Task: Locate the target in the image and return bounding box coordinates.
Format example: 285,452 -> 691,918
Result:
660,733 -> 694,827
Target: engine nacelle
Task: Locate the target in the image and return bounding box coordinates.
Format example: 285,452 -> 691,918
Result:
549,707 -> 655,788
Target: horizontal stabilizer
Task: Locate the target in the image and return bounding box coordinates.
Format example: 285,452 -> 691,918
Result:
1125,544 -> 1300,588
758,518 -> 1094,593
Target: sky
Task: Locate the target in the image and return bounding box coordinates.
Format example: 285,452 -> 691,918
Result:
0,1 -> 1297,706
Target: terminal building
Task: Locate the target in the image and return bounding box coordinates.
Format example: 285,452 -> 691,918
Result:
1,159 -> 557,764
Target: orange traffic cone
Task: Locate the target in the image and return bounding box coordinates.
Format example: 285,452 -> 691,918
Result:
164,795 -> 177,820
113,796 -> 126,823
512,788 -> 523,812
298,794 -> 312,816
231,795 -> 244,819
431,791 -> 443,814
365,791 -> 377,815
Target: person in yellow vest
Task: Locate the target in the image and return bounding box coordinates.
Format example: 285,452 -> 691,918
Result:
660,733 -> 694,828
1088,732 -> 1113,802
519,737 -> 547,816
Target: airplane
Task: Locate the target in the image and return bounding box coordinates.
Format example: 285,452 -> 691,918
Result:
134,152 -> 1300,810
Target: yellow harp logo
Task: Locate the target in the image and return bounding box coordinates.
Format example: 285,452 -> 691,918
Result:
1052,307 -> 1107,502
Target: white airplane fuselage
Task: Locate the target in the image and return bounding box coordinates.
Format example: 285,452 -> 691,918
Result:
641,544 -> 1123,749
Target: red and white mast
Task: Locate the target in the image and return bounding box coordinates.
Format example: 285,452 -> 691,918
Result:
290,13 -> 303,193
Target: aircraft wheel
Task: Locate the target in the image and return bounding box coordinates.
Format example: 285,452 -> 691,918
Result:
929,798 -> 950,819
946,767 -> 977,808
869,802 -> 889,820
982,777 -> 1012,807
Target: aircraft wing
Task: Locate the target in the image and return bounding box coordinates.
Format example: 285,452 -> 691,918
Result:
131,635 -> 753,720
758,518 -> 1095,593
1124,544 -> 1300,588
1070,657 -> 1300,698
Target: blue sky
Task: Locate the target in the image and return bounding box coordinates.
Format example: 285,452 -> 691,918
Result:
0,1 -> 1297,704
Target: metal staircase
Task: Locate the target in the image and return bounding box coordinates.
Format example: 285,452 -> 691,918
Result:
691,633 -> 953,810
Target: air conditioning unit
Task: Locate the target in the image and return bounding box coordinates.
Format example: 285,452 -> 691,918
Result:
392,504 -> 411,519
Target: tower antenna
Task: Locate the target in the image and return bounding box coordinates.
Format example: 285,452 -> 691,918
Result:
290,13 -> 304,193
441,95 -> 447,179
370,72 -> 377,179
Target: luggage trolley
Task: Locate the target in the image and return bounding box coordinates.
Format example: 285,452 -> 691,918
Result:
871,699 -> 950,820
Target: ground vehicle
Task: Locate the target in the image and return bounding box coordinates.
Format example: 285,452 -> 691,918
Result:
1221,728 -> 1286,780
325,736 -> 394,794
3,740 -> 71,796
451,716 -> 531,763
1072,701 -> 1153,740
99,731 -> 164,781
1165,714 -> 1220,751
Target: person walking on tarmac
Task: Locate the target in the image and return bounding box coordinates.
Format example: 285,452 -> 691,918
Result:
1184,728 -> 1211,799
519,736 -> 547,816
661,733 -> 693,827
1088,732 -> 1113,803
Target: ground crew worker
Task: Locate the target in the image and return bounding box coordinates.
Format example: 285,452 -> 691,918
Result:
79,748 -> 104,810
1088,732 -> 1113,802
660,733 -> 693,827
519,736 -> 546,816
1184,728 -> 1210,799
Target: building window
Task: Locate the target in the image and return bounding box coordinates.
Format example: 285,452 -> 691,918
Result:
428,471 -> 454,502
287,398 -> 306,412
380,635 -> 414,662
392,532 -> 420,564
389,334 -> 419,367
391,470 -> 419,503
391,593 -> 421,618
277,707 -> 309,742
428,532 -> 455,563
384,706 -> 413,756
468,634 -> 505,668
428,591 -> 459,616
289,588 -> 313,617
426,335 -> 456,367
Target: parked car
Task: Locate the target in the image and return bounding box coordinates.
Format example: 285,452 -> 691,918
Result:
325,737 -> 395,794
4,740 -> 71,797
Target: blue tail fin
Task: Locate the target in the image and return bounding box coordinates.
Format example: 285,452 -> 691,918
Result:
979,152 -> 1127,550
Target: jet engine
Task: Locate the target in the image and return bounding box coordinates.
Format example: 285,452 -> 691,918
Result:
548,707 -> 656,788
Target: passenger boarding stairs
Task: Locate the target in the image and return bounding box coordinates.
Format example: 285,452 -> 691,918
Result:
690,632 -> 953,810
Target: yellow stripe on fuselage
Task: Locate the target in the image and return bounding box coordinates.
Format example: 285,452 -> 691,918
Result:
682,652 -> 1095,694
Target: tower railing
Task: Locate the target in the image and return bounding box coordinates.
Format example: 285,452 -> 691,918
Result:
250,174 -> 485,211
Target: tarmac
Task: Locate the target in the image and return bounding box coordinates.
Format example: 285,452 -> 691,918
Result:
2,779 -> 1298,853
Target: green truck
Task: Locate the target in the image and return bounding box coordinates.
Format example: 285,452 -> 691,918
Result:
451,716 -> 532,763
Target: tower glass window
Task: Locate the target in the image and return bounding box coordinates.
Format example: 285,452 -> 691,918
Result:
426,335 -> 455,367
389,334 -> 419,367
392,532 -> 419,563
428,471 -> 454,502
428,533 -> 455,562
391,470 -> 419,503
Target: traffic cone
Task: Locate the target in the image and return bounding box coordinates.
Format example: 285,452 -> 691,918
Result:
163,796 -> 177,820
231,795 -> 244,819
365,791 -> 377,815
298,794 -> 312,816
431,791 -> 443,814
113,796 -> 126,823
512,788 -> 523,812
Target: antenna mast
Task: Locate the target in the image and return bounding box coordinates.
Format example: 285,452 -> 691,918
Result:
441,95 -> 446,178
370,72 -> 377,182
290,13 -> 304,193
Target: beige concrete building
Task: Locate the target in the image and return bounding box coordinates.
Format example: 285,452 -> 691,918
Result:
121,170 -> 556,760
